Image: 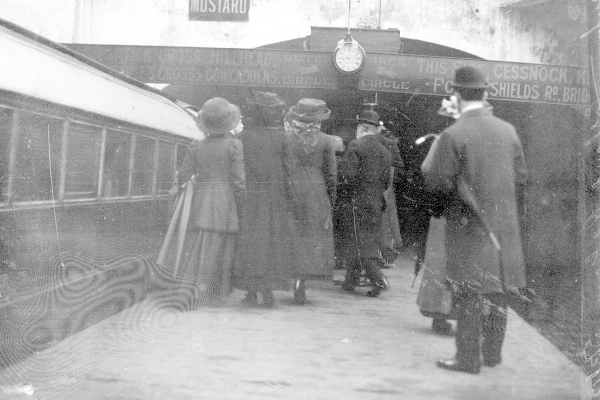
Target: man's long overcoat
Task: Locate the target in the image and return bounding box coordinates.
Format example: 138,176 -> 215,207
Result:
338,134 -> 391,259
422,108 -> 527,293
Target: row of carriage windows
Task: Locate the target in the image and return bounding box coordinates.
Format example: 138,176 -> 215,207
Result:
0,107 -> 185,205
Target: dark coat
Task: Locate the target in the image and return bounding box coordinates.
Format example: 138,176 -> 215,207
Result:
233,127 -> 298,290
422,107 -> 527,293
178,134 -> 245,233
374,132 -> 403,171
287,130 -> 337,278
338,134 -> 391,258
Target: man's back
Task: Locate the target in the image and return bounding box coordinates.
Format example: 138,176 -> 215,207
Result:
343,135 -> 391,197
423,107 -> 527,292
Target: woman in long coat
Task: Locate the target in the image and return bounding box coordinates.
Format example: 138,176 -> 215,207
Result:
284,98 -> 337,303
233,92 -> 298,307
176,97 -> 245,306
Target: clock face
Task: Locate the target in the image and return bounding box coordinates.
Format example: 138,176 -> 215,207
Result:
335,44 -> 365,73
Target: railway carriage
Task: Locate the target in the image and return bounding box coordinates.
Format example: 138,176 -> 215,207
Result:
0,19 -> 202,367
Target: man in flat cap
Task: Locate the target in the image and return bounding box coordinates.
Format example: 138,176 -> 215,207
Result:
422,65 -> 528,374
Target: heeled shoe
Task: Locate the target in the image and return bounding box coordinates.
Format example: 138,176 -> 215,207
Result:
341,281 -> 355,292
241,290 -> 258,306
436,358 -> 480,374
483,357 -> 501,367
261,289 -> 275,308
379,275 -> 390,290
293,279 -> 306,305
432,318 -> 452,335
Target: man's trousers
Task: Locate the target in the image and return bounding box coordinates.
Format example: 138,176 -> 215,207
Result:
454,291 -> 508,367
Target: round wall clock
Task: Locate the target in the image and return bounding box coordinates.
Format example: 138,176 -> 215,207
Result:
334,39 -> 366,74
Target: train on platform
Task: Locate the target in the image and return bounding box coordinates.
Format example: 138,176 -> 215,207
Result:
0,16 -> 591,375
0,19 -> 202,367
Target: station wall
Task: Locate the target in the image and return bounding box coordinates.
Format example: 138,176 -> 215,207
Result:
0,0 -> 589,66
1,0 -> 77,42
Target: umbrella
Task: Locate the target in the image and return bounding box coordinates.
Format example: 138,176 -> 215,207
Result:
157,178 -> 196,277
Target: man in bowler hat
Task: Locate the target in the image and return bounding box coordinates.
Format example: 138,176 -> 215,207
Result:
422,66 -> 528,373
339,110 -> 392,297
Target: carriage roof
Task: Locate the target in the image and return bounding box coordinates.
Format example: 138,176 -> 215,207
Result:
0,19 -> 202,140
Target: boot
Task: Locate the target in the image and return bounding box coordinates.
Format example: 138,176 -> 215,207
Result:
261,289 -> 275,308
342,260 -> 360,293
241,290 -> 258,306
293,279 -> 306,304
432,318 -> 452,335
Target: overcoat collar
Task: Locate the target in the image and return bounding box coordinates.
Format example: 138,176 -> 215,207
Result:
460,107 -> 492,119
206,132 -> 234,139
361,133 -> 379,141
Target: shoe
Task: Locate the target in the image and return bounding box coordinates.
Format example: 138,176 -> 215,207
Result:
341,282 -> 355,292
241,291 -> 258,306
366,285 -> 381,297
261,290 -> 275,308
293,279 -> 306,304
436,358 -> 480,374
483,357 -> 501,367
432,319 -> 452,335
379,275 -> 390,290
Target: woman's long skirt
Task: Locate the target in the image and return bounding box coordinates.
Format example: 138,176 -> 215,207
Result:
233,184 -> 296,292
158,227 -> 235,308
178,229 -> 235,294
416,216 -> 456,320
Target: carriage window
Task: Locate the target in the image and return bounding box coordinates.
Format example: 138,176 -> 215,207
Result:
64,123 -> 102,199
0,108 -> 13,203
176,143 -> 189,171
11,112 -> 62,202
102,130 -> 131,198
132,135 -> 155,196
156,141 -> 176,194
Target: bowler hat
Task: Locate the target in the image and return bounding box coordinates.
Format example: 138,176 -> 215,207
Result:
356,110 -> 380,126
196,97 -> 241,134
287,98 -> 331,122
452,66 -> 489,89
246,91 -> 285,108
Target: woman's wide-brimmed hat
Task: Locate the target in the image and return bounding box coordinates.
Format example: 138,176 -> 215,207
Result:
356,110 -> 380,126
287,98 -> 331,122
246,91 -> 285,108
452,66 -> 489,89
196,97 -> 241,134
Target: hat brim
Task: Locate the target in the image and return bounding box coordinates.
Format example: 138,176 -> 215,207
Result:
246,99 -> 286,108
356,118 -> 379,126
288,108 -> 331,122
452,82 -> 489,89
197,107 -> 241,134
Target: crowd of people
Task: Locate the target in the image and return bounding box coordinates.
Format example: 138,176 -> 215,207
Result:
171,89 -> 398,305
163,65 -> 528,375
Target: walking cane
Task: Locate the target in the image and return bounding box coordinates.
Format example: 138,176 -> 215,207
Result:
457,178 -> 530,302
457,178 -> 501,252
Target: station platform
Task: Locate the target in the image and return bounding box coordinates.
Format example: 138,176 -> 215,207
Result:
0,256 -> 593,399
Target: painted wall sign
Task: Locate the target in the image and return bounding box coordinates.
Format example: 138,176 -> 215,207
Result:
66,44 -> 589,106
189,0 -> 250,21
361,55 -> 590,106
68,45 -> 337,90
